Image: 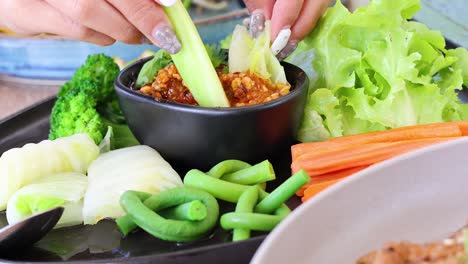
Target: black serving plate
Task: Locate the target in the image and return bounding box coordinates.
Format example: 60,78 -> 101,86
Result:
0,97 -> 301,264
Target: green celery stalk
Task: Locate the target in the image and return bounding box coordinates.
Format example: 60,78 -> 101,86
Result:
163,1 -> 230,107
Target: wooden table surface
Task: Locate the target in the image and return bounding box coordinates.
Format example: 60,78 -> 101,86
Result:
0,79 -> 61,121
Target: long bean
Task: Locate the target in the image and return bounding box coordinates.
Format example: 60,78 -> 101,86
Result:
119,187 -> 219,241
117,194 -> 208,235
116,191 -> 152,236
255,170 -> 310,214
259,190 -> 291,217
232,186 -> 259,241
220,212 -> 287,231
118,200 -> 206,235
221,160 -> 275,185
159,200 -> 207,221
206,160 -> 251,179
184,169 -> 250,203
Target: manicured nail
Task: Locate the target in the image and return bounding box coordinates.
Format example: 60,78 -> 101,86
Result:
152,24 -> 181,54
277,41 -> 298,61
159,0 -> 177,7
250,9 -> 265,38
242,18 -> 250,28
271,28 -> 291,55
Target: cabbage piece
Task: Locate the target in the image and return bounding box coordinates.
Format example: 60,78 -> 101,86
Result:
0,134 -> 99,210
82,145 -> 183,225
6,172 -> 88,228
229,21 -> 287,84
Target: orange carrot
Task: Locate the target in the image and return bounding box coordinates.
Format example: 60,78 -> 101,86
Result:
296,166 -> 368,196
291,122 -> 463,160
292,137 -> 458,176
456,121 -> 468,136
301,179 -> 342,202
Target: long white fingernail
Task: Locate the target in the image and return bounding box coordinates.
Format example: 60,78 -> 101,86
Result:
277,41 -> 298,61
152,24 -> 181,54
250,9 -> 265,38
159,0 -> 177,7
271,28 -> 291,55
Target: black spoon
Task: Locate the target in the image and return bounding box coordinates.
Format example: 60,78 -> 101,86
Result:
0,207 -> 64,254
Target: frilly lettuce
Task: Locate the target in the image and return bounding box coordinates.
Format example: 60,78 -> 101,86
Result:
287,0 -> 468,142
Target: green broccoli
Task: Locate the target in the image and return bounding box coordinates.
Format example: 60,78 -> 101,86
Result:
49,54 -> 139,149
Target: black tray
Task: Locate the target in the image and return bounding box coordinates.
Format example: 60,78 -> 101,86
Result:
0,97 -> 301,264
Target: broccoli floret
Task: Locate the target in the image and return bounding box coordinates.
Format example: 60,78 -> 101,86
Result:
49,54 -> 139,149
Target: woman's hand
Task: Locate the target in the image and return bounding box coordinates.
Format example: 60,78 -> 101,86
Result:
0,0 -> 181,53
244,0 -> 333,60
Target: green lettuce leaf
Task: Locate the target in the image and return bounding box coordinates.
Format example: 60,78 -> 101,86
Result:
135,49 -> 172,88
290,0 -> 468,142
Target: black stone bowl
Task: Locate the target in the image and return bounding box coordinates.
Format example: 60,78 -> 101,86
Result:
115,57 -> 309,171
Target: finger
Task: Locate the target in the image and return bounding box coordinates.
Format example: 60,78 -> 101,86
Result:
277,0 -> 333,60
243,0 -> 275,18
45,0 -> 142,44
270,0 -> 304,40
290,0 -> 333,41
107,0 -> 181,54
1,0 -> 114,46
243,0 -> 275,38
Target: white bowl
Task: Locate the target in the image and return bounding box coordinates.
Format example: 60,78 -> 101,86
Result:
252,137 -> 468,264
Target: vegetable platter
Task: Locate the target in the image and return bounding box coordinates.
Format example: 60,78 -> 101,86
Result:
0,97 -> 302,263
1,0 -> 467,263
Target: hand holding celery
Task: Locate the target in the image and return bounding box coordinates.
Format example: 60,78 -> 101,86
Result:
162,0 -> 229,107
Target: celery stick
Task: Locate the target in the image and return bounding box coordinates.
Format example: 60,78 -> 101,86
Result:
163,1 -> 230,107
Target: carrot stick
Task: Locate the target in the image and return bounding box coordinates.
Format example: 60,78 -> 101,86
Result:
456,121 -> 468,136
291,122 -> 462,160
296,166 -> 368,196
292,137 -> 458,176
301,179 -> 342,202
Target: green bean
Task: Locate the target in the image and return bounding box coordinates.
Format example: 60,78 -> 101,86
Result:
117,200 -> 208,233
221,160 -> 275,185
159,200 -> 207,221
184,169 -> 250,203
117,193 -> 205,235
207,160 -> 251,179
119,187 -> 219,242
232,186 -> 259,241
116,215 -> 137,236
220,212 -> 287,231
116,191 -> 152,236
255,170 -> 310,214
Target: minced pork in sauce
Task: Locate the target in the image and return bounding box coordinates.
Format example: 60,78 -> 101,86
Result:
139,64 -> 291,107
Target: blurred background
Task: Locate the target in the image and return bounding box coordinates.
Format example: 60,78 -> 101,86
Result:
0,0 -> 466,119
0,0 -> 465,81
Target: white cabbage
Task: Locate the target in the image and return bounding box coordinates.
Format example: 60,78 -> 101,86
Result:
6,172 -> 88,228
82,145 -> 182,225
0,134 -> 99,210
